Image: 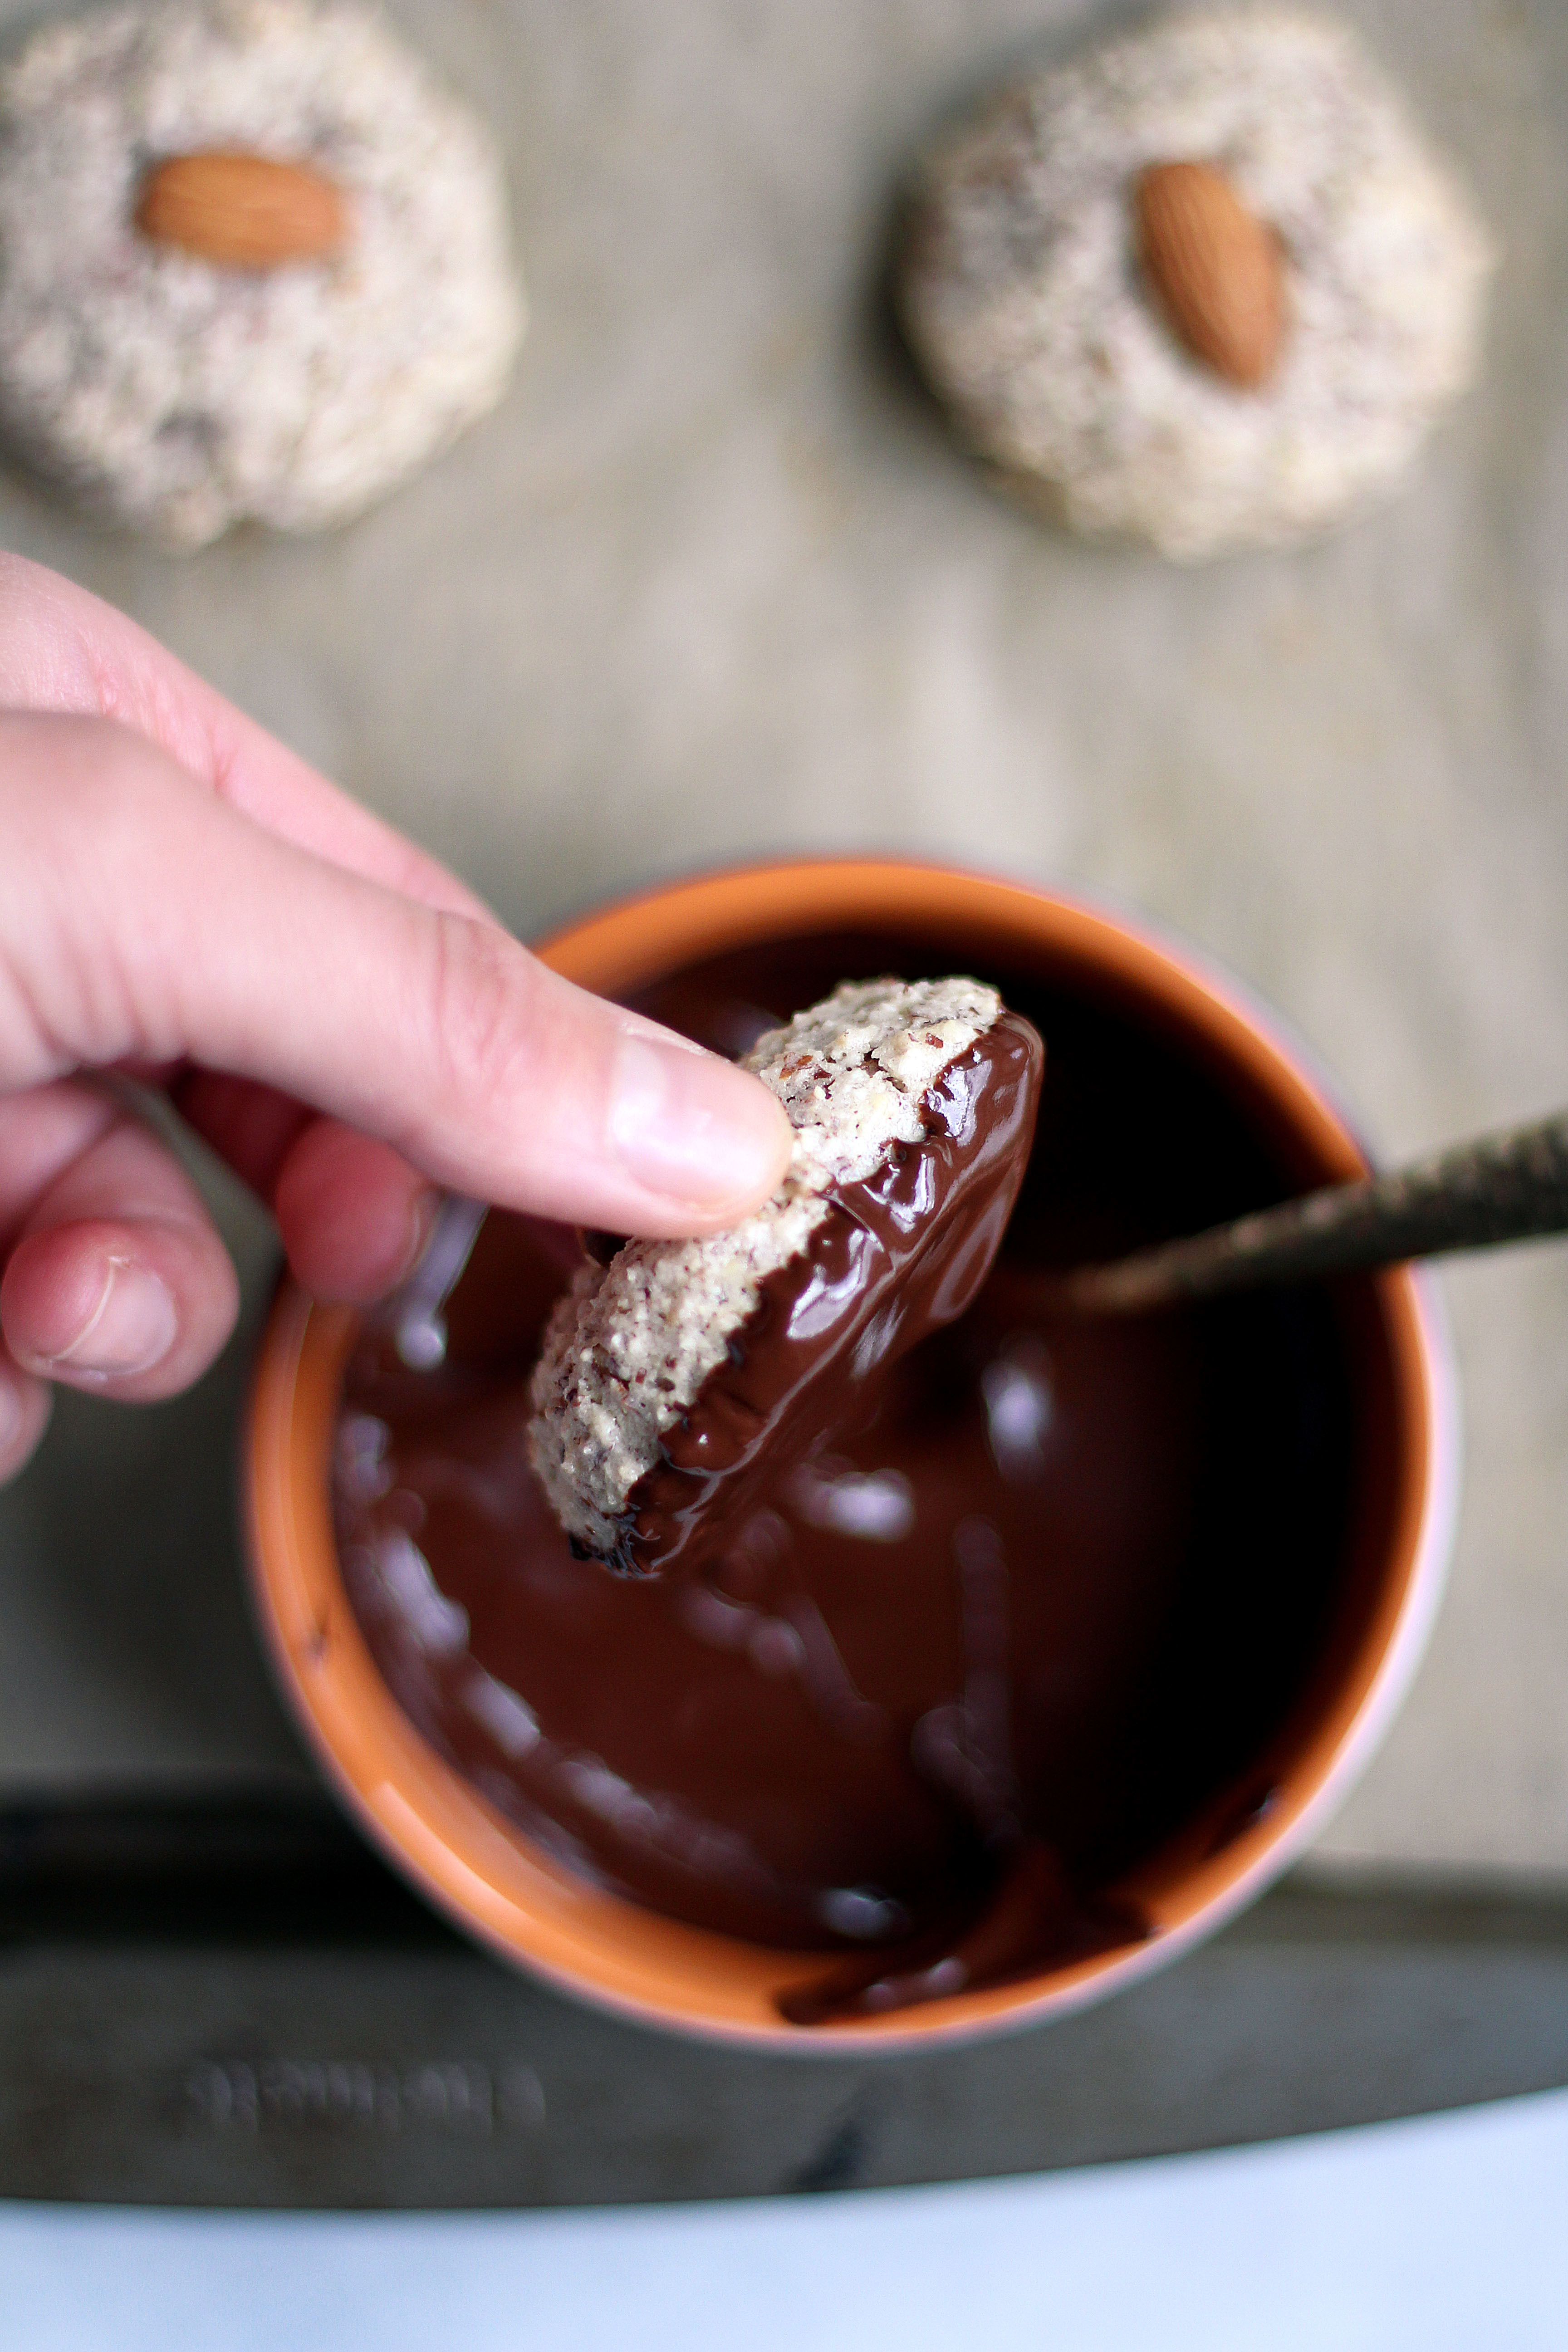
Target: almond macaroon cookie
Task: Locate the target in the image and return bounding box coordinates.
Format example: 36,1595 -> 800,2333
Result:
0,0 -> 523,545
528,977 -> 1044,1579
899,11 -> 1493,559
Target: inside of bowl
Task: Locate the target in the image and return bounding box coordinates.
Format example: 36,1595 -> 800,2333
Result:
298,907 -> 1420,2041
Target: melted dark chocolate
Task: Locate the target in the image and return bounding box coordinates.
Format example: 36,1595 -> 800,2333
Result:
335,931 -> 1392,2025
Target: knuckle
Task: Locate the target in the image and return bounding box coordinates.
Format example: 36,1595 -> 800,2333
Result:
421,915 -> 549,1116
0,715 -> 187,1073
0,711 -> 167,838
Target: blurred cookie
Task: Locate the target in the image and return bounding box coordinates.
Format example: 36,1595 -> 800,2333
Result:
528,977 -> 1044,1576
899,11 -> 1493,559
0,0 -> 523,546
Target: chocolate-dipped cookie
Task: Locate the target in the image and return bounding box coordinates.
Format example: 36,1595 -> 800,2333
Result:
529,977 -> 1044,1577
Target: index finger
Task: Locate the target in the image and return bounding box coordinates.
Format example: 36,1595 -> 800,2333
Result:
0,554 -> 493,921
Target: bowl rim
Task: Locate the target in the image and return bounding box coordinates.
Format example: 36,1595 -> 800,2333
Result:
244,857 -> 1460,2052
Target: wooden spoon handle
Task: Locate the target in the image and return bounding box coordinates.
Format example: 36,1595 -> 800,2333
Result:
1061,1109 -> 1568,1313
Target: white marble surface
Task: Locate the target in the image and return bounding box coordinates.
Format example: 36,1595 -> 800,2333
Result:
0,0 -> 1566,1875
5,2087 -> 1568,2349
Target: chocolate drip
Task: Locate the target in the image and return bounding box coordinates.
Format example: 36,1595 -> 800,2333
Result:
778,1843 -> 1147,2026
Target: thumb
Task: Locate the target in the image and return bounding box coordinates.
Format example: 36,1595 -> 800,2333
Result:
1,715 -> 791,1236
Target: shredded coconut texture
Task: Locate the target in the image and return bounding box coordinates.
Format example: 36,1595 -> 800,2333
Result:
0,0 -> 523,545
527,976 -> 1003,1559
899,9 -> 1493,559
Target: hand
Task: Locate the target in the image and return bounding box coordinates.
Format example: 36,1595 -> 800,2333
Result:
0,557 -> 791,1485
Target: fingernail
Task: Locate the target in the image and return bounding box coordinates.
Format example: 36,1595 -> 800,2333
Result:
46,1259 -> 179,1380
609,1036 -> 790,1210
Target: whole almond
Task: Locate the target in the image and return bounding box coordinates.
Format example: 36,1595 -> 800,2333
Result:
135,151 -> 348,270
1135,160 -> 1285,390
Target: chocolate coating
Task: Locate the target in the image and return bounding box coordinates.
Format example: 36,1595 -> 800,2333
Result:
608,1010 -> 1043,1578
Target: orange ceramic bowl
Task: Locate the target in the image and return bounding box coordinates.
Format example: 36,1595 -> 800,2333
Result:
245,860 -> 1458,2049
